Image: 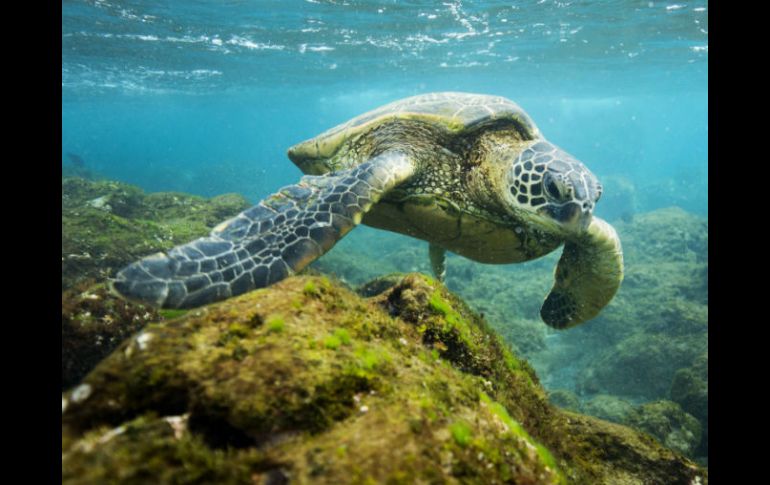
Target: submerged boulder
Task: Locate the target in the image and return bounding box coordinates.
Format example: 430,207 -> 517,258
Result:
547,389 -> 582,413
582,394 -> 635,425
670,353 -> 708,460
576,333 -> 706,399
62,274 -> 706,484
624,400 -> 702,459
61,282 -> 160,390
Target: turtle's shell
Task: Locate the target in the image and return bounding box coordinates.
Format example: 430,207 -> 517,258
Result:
289,92 -> 541,162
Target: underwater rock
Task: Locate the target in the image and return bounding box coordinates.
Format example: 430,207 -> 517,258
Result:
355,272 -> 410,297
670,353 -> 708,459
443,257 -> 553,361
61,177 -> 250,290
670,353 -> 708,424
576,333 -> 706,399
62,177 -> 251,391
623,400 -> 702,459
582,394 -> 635,425
616,207 -> 707,265
547,389 -> 582,413
61,282 -> 160,391
62,274 -> 706,484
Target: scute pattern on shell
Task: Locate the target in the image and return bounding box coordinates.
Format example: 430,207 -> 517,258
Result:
293,92 -> 540,161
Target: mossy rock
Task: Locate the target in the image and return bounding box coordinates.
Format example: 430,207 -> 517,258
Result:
576,333 -> 707,399
670,353 -> 708,458
624,400 -> 702,458
62,274 -> 706,484
61,177 -> 250,290
61,282 -> 161,391
670,353 -> 708,423
355,272 -> 409,297
547,389 -> 582,413
614,207 -> 707,265
62,177 -> 250,389
582,394 -> 634,424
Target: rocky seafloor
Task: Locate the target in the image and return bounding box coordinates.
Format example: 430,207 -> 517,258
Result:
61,176 -> 708,483
315,204 -> 709,466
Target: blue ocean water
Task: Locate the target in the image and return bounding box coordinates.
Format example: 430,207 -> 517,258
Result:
62,0 -> 707,217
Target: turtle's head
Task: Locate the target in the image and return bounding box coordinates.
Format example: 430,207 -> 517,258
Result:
504,140 -> 602,234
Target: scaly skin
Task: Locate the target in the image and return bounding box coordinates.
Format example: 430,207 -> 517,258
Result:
541,217 -> 624,328
112,153 -> 415,308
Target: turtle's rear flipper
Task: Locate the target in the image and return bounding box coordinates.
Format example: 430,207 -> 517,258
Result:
540,217 -> 624,329
111,152 -> 415,308
429,244 -> 447,282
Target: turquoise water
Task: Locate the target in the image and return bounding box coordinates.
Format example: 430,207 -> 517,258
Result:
62,0 -> 708,456
62,0 -> 707,216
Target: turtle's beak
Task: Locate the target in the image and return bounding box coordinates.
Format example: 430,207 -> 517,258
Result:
553,202 -> 592,231
577,212 -> 593,231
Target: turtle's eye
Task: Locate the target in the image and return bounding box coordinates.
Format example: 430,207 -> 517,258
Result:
544,174 -> 567,201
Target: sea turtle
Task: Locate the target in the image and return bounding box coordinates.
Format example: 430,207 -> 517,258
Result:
112,92 -> 623,328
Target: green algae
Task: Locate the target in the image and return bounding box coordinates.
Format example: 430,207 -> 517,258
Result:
354,347 -> 388,371
479,391 -> 561,478
323,334 -> 342,350
449,421 -> 472,447
266,315 -> 285,333
158,309 -> 189,320
333,328 -> 352,345
62,274 -> 706,484
303,280 -> 319,297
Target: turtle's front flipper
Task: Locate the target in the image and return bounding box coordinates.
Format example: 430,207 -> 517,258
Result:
540,217 -> 623,329
111,151 -> 416,308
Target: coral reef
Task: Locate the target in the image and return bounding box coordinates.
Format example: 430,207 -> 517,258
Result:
63,274 -> 706,484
